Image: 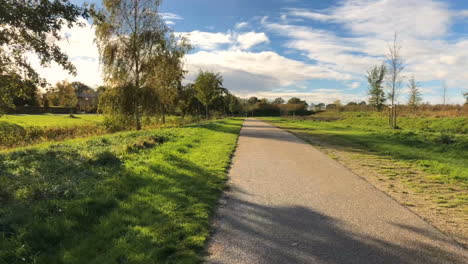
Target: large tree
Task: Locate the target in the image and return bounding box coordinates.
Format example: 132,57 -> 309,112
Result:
367,64 -> 386,111
147,34 -> 191,124
194,71 -> 225,119
93,0 -> 174,129
0,0 -> 87,113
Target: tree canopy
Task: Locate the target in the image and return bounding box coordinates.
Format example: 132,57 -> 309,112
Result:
194,71 -> 225,119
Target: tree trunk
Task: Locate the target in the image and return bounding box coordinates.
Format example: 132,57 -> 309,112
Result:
388,107 -> 393,128
135,110 -> 142,130
206,105 -> 209,120
162,105 -> 166,124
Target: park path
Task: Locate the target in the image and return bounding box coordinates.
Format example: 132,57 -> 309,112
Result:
206,118 -> 467,264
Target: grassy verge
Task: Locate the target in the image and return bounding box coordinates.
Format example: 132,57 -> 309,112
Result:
260,115 -> 467,246
261,115 -> 468,183
0,118 -> 243,264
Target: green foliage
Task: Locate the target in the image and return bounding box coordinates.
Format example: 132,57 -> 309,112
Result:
194,71 -> 225,119
0,0 -> 88,85
407,76 -> 422,108
0,73 -> 34,113
367,64 -> 386,111
93,0 -> 188,129
273,97 -> 285,104
55,80 -> 78,107
0,118 -> 243,263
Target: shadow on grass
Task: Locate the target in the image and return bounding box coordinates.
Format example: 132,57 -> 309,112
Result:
0,135 -> 226,263
208,190 -> 467,263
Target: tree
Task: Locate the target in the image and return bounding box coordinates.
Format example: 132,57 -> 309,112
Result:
285,97 -> 308,117
248,97 -> 259,105
147,34 -> 191,123
226,94 -> 242,116
367,64 -> 386,111
55,80 -> 78,108
316,103 -> 325,110
386,33 -> 405,129
194,71 -> 224,119
0,1 -> 86,113
407,76 -> 422,109
273,97 -> 285,104
0,0 -> 87,91
464,92 -> 468,104
93,0 -> 174,130
287,97 -> 306,105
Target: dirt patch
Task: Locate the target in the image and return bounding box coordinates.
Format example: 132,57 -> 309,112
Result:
290,130 -> 468,248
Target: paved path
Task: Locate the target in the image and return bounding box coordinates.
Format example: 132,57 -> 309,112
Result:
206,118 -> 467,264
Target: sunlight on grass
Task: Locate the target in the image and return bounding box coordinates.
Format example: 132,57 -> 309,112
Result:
261,116 -> 468,183
0,118 -> 243,263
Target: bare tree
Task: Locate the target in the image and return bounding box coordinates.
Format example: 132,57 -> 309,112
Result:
442,81 -> 448,105
386,33 -> 405,129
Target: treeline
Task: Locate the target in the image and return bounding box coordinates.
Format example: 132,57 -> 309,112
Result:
3,80 -> 101,114
243,97 -> 311,116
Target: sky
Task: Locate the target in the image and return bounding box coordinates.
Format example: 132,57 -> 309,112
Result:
32,0 -> 468,104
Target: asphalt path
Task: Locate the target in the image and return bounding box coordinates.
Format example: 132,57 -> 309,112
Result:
206,118 -> 467,264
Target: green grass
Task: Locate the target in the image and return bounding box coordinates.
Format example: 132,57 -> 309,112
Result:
261,115 -> 468,183
309,111 -> 468,134
0,118 -> 243,264
0,114 -> 104,127
0,115 -> 198,149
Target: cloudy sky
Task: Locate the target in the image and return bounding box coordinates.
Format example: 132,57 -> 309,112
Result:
33,0 -> 468,104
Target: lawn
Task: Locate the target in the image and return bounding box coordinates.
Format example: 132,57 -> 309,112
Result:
0,114 -> 104,127
0,114 -> 194,149
0,118 -> 243,264
260,114 -> 468,183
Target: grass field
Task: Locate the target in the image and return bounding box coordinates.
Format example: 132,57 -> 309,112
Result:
0,114 -> 195,149
0,114 -> 104,127
261,113 -> 468,183
0,118 -> 243,264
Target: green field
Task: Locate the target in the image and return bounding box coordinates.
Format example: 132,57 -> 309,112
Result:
0,114 -> 104,127
0,115 -> 193,149
0,118 -> 243,264
261,113 -> 468,183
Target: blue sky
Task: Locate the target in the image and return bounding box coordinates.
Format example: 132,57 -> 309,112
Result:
34,0 -> 468,104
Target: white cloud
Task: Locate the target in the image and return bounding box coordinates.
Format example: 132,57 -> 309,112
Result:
235,22 -> 249,29
236,32 -> 269,49
348,82 -> 361,89
184,50 -> 351,93
178,31 -> 270,50
288,0 -> 452,38
178,31 -> 232,50
160,13 -> 183,20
